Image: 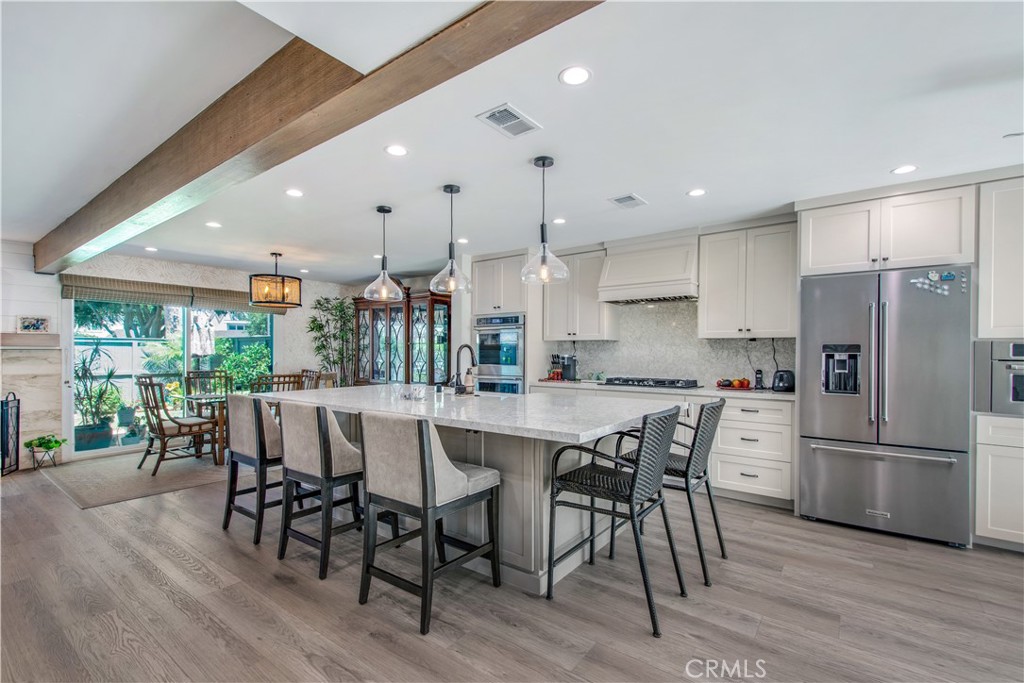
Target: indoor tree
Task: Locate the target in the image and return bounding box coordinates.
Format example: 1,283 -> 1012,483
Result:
306,296 -> 356,386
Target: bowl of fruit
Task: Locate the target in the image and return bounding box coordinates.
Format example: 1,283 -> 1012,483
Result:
716,377 -> 751,390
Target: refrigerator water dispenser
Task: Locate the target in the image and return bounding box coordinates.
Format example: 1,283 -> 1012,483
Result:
821,344 -> 860,395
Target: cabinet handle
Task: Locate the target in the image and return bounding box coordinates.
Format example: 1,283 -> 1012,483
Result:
746,328 -> 751,332
882,257 -> 889,262
739,472 -> 759,478
737,328 -> 743,332
740,408 -> 759,413
740,437 -> 760,442
871,258 -> 878,263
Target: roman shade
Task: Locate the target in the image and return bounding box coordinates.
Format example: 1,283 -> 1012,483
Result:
60,275 -> 286,315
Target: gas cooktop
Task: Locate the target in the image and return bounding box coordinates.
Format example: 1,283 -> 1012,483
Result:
600,377 -> 702,389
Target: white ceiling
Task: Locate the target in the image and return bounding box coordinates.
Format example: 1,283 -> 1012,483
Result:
4,2 -> 1022,286
239,1 -> 479,74
0,1 -> 293,242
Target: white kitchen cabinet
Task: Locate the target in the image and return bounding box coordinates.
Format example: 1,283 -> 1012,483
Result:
975,415 -> 1024,544
472,254 -> 527,315
799,186 -> 975,276
978,177 -> 1024,339
544,251 -> 618,341
698,223 -> 797,338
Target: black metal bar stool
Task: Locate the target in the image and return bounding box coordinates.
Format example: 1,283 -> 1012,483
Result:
610,398 -> 727,586
358,411 -> 501,635
277,402 -> 397,579
546,405 -> 684,638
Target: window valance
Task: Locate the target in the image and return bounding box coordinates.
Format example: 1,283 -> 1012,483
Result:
59,275 -> 286,315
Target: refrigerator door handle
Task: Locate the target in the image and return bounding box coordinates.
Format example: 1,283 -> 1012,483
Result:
809,443 -> 957,464
868,302 -> 876,423
880,301 -> 889,422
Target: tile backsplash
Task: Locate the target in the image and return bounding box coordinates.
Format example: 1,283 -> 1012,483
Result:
552,301 -> 795,388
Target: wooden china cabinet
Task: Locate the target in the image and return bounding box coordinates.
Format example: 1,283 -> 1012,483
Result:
354,287 -> 451,386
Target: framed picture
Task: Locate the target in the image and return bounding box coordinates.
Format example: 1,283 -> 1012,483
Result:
16,316 -> 50,334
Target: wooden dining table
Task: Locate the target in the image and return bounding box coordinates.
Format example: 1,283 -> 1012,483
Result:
180,393 -> 228,465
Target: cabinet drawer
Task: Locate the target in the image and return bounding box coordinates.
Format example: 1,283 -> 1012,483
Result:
714,421 -> 791,462
977,415 -> 1024,448
976,442 -> 1024,543
711,454 -> 791,499
720,398 -> 792,426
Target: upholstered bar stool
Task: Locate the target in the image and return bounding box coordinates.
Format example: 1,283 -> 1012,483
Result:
223,395 -> 288,544
277,402 -> 398,580
358,411 -> 501,635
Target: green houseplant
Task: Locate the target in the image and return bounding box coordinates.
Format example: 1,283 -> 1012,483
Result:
23,434 -> 68,469
306,296 -> 356,386
73,340 -> 121,450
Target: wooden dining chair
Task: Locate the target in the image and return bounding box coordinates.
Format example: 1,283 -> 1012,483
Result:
300,369 -> 322,390
250,373 -> 303,394
136,375 -> 217,476
185,370 -> 233,418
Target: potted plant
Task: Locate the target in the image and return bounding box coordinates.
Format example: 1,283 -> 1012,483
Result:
73,340 -> 121,451
121,414 -> 149,446
23,434 -> 68,469
306,296 -> 356,386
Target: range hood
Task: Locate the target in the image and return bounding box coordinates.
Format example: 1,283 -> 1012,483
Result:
598,235 -> 698,304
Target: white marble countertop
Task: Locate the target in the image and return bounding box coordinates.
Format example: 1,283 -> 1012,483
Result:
531,379 -> 797,402
261,384 -> 683,444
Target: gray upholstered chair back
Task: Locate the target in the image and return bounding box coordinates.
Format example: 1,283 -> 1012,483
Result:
359,411 -> 468,508
684,398 -> 725,478
227,395 -> 282,460
279,401 -> 327,477
628,406 -> 682,504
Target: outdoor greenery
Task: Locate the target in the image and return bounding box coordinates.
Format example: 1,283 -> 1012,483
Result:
73,341 -> 121,425
142,336 -> 184,375
306,296 -> 356,385
219,342 -> 272,390
74,300 -> 168,338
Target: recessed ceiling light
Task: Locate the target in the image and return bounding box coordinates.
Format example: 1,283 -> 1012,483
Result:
385,144 -> 408,156
559,66 -> 591,86
144,247 -> 158,252
205,221 -> 222,228
646,304 -> 656,309
686,188 -> 707,197
457,238 -> 469,244
373,254 -> 383,259
299,269 -> 309,274
1003,132 -> 1023,139
285,188 -> 304,197
552,218 -> 566,225
891,165 -> 917,175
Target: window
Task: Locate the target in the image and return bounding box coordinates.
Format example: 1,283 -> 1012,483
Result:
72,302 -> 274,453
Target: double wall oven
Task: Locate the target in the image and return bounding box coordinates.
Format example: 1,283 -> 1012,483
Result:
474,314 -> 525,394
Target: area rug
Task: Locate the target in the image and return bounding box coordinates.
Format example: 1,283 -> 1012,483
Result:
42,452 -> 229,509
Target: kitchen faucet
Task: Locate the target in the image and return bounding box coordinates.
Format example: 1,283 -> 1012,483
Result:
453,344 -> 477,395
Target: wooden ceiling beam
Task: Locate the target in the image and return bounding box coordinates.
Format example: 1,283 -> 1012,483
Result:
33,1 -> 601,273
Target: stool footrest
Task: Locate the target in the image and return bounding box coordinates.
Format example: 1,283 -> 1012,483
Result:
435,541 -> 494,578
368,565 -> 422,597
375,527 -> 422,552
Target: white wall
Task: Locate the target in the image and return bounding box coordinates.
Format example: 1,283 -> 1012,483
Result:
1,241 -> 61,334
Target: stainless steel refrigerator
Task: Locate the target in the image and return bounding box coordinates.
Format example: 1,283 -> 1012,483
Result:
799,266 -> 972,546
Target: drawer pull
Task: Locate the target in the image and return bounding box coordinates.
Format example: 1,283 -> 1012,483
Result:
740,408 -> 759,413
739,472 -> 760,478
740,437 -> 760,442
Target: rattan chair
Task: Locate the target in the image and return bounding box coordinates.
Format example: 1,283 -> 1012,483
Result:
136,375 -> 217,476
250,373 -> 303,394
184,370 -> 232,417
547,405 -> 684,638
610,399 -> 727,587
358,411 -> 501,635
300,369 -> 322,390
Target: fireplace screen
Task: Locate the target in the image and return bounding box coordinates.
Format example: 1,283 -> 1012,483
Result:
2,392 -> 20,476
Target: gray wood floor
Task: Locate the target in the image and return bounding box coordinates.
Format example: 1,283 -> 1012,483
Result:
2,467 -> 1022,682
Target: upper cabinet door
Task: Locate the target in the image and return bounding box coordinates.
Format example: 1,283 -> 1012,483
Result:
698,230 -> 746,338
496,254 -> 527,313
978,177 -> 1024,339
471,259 -> 498,315
745,223 -> 798,337
543,261 -> 572,340
574,251 -> 617,340
799,199 -> 881,276
879,185 -> 976,270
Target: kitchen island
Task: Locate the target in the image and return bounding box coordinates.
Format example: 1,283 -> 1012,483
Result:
262,383 -> 683,594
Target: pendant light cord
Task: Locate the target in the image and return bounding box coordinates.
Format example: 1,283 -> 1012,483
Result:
450,191 -> 455,243
382,212 -> 387,258
541,165 -> 547,227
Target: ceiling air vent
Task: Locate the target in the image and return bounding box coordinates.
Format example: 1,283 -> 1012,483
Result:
476,103 -> 541,138
608,193 -> 648,209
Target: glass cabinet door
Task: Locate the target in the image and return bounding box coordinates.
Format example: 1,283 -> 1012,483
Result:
387,304 -> 405,383
357,308 -> 371,382
410,302 -> 429,384
372,307 -> 387,382
433,302 -> 449,384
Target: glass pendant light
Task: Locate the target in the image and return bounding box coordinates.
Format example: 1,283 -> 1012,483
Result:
521,155 -> 570,285
429,184 -> 472,295
363,205 -> 404,302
